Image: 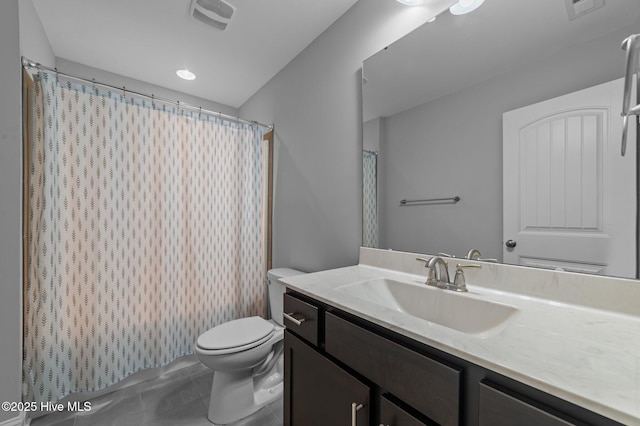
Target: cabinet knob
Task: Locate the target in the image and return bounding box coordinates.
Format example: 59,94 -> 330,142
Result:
351,402 -> 364,426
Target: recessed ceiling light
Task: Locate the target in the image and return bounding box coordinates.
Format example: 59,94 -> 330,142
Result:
427,16 -> 437,23
176,69 -> 196,81
450,0 -> 485,15
396,0 -> 424,6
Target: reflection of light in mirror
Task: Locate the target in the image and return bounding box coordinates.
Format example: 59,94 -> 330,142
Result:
450,0 -> 485,15
374,0 -> 454,50
176,69 -> 196,80
396,0 -> 424,6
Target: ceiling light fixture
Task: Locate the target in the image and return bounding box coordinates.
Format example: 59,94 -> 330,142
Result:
176,69 -> 196,81
396,0 -> 424,6
449,0 -> 485,15
190,0 -> 236,31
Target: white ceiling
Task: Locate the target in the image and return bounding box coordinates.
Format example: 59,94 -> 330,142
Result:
32,0 -> 359,109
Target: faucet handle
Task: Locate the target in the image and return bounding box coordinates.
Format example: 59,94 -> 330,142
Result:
437,252 -> 456,258
452,264 -> 481,292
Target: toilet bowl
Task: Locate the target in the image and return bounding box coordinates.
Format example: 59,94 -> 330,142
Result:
195,268 -> 303,425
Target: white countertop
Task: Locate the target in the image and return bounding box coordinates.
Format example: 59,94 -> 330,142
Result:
281,264 -> 640,426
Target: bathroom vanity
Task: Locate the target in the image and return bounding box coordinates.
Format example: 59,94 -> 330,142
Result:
280,248 -> 640,426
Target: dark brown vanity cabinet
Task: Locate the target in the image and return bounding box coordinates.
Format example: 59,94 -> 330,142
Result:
284,291 -> 453,426
325,312 -> 461,426
284,331 -> 370,426
283,291 -> 624,426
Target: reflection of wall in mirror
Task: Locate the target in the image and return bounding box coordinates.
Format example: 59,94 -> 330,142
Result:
377,24 -> 636,260
363,119 -> 381,247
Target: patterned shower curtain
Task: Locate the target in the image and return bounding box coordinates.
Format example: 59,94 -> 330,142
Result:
362,151 -> 378,247
23,72 -> 266,403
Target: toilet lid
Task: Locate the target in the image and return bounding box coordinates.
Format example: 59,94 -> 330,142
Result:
197,316 -> 275,350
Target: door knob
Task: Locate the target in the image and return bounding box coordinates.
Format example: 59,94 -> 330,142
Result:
505,240 -> 517,248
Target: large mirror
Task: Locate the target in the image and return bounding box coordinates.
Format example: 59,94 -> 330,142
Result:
362,0 -> 640,279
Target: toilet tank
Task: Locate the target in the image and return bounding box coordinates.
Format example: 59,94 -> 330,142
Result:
267,268 -> 304,326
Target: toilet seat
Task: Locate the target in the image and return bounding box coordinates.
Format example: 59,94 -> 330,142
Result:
196,316 -> 275,355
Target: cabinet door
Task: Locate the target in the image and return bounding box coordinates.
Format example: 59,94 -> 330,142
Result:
284,330 -> 370,426
325,312 -> 461,426
380,395 -> 432,426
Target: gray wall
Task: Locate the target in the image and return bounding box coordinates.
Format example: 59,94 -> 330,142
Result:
363,118 -> 381,153
19,0 -> 55,67
379,25 -> 635,260
55,59 -> 238,117
239,0 -> 447,272
1,0 -> 24,421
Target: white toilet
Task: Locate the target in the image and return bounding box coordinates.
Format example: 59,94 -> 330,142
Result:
195,268 -> 303,425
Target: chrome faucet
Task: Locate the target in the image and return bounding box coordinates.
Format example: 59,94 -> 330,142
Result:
427,256 -> 451,288
417,257 -> 481,292
416,256 -> 450,288
466,249 -> 481,260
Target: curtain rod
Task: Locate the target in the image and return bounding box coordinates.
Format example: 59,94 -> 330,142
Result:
21,57 -> 273,131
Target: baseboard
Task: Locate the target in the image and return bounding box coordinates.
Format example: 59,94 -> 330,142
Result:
0,411 -> 27,426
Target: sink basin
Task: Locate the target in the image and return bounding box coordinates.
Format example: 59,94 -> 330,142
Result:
336,277 -> 518,337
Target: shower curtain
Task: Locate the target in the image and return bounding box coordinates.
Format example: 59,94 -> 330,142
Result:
362,151 -> 378,247
23,71 -> 267,404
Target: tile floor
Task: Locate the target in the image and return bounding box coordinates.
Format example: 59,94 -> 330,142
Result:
30,362 -> 283,426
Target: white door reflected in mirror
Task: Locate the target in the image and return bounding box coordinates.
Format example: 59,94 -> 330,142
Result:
503,78 -> 636,278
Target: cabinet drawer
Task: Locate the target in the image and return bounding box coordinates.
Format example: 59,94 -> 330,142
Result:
325,312 -> 461,426
479,381 -> 580,426
283,293 -> 319,346
380,395 -> 431,426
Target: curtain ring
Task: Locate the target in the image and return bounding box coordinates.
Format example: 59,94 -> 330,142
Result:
151,94 -> 155,109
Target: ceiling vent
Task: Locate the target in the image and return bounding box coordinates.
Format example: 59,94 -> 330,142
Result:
564,0 -> 604,21
190,0 -> 236,31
